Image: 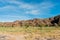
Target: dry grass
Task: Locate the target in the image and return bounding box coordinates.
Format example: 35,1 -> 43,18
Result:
0,26 -> 60,40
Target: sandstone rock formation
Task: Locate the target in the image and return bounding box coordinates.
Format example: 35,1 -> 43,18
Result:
0,15 -> 60,27
51,15 -> 60,26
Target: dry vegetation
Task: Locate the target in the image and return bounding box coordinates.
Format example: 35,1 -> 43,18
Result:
0,15 -> 59,40
0,27 -> 60,40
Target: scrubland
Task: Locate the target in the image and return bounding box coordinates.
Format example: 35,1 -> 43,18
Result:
0,26 -> 60,40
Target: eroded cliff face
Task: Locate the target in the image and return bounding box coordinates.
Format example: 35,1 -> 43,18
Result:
0,15 -> 60,27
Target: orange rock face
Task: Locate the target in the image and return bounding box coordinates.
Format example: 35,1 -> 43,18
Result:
0,15 -> 60,27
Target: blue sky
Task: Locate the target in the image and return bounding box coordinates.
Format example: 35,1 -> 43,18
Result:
0,0 -> 60,22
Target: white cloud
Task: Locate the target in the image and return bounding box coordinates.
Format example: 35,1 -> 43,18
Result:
19,1 -> 55,15
0,0 -> 55,15
6,0 -> 33,9
0,15 -> 29,19
19,4 -> 33,9
0,0 -> 57,22
31,10 -> 40,14
33,1 -> 55,15
25,10 -> 40,15
0,15 -> 31,22
39,2 -> 54,9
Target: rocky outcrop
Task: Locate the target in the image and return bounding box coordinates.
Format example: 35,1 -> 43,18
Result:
13,20 -> 22,27
0,15 -> 60,27
51,15 -> 60,26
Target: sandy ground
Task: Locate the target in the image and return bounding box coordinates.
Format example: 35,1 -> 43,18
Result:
0,30 -> 60,40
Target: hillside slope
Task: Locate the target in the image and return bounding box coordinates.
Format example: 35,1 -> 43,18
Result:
0,15 -> 60,27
